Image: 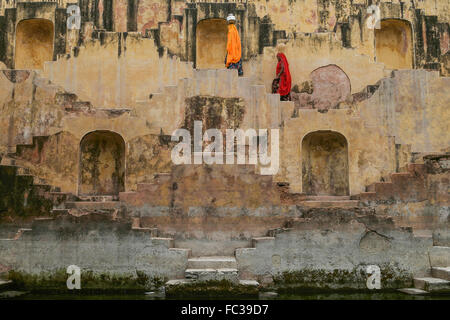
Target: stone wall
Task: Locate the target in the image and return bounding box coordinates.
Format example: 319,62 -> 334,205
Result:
0,206 -> 438,290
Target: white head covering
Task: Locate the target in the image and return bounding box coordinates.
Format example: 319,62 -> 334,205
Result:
227,14 -> 236,22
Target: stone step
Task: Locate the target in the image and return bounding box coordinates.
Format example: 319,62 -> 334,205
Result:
64,201 -> 122,210
351,192 -> 377,201
31,184 -> 52,195
187,256 -> 237,269
44,192 -> 78,207
390,172 -> 413,183
433,229 -> 450,247
166,279 -> 195,286
0,157 -> 17,166
399,163 -> 426,175
267,228 -> 292,237
137,183 -> 159,192
239,280 -> 259,287
151,237 -> 174,248
414,277 -> 450,292
165,278 -> 258,287
0,291 -> 27,299
431,267 -> 450,281
132,227 -> 158,237
366,182 -> 393,193
252,237 -> 275,248
429,246 -> 450,267
397,288 -> 429,295
16,174 -> 47,186
77,195 -> 117,202
304,196 -> 350,201
185,268 -> 239,283
168,248 -> 192,258
0,280 -> 12,292
14,228 -> 32,240
51,208 -> 69,215
299,200 -> 359,208
0,227 -> 32,241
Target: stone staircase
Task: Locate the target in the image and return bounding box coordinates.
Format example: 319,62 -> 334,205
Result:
0,157 -> 77,216
353,150 -> 450,204
167,255 -> 258,287
165,225 -> 293,293
400,245 -> 450,294
133,67 -> 295,133
352,163 -> 427,203
130,217 -> 191,257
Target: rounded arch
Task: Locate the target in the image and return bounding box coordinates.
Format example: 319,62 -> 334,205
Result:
301,130 -> 349,196
309,64 -> 352,111
78,130 -> 126,196
196,18 -> 228,69
14,18 -> 54,70
375,19 -> 414,69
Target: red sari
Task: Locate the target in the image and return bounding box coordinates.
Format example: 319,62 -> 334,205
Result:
276,53 -> 291,97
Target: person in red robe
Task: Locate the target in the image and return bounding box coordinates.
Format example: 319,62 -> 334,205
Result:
275,53 -> 291,101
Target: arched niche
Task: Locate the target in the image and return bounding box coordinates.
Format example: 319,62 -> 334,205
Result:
302,131 -> 349,196
14,19 -> 54,70
79,130 -> 126,196
375,19 -> 413,69
196,18 -> 228,69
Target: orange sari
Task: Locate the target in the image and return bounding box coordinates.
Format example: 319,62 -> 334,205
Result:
226,24 -> 241,67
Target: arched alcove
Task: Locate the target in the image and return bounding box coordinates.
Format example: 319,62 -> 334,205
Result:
79,131 -> 125,196
375,19 -> 413,69
302,131 -> 349,196
196,18 -> 228,69
14,19 -> 54,70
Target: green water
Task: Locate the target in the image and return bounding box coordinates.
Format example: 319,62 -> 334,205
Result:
6,291 -> 450,300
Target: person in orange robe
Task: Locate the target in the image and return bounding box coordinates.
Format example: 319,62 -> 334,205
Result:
224,14 -> 243,76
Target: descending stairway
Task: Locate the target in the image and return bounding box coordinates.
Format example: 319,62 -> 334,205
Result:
399,245 -> 450,294
352,163 -> 427,202
132,68 -> 295,134
0,158 -> 77,216
166,255 -> 258,288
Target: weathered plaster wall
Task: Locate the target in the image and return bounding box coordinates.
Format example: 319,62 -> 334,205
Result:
250,0 -> 319,33
42,32 -> 194,109
359,70 -> 450,153
126,133 -> 175,188
236,213 -> 433,288
0,213 -> 190,289
281,109 -> 396,194
137,0 -> 170,34
254,34 -> 388,95
0,207 -> 437,290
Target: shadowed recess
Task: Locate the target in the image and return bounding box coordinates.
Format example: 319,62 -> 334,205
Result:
196,18 -> 228,69
302,131 -> 349,196
14,19 -> 54,70
79,130 -> 125,196
375,19 -> 413,70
